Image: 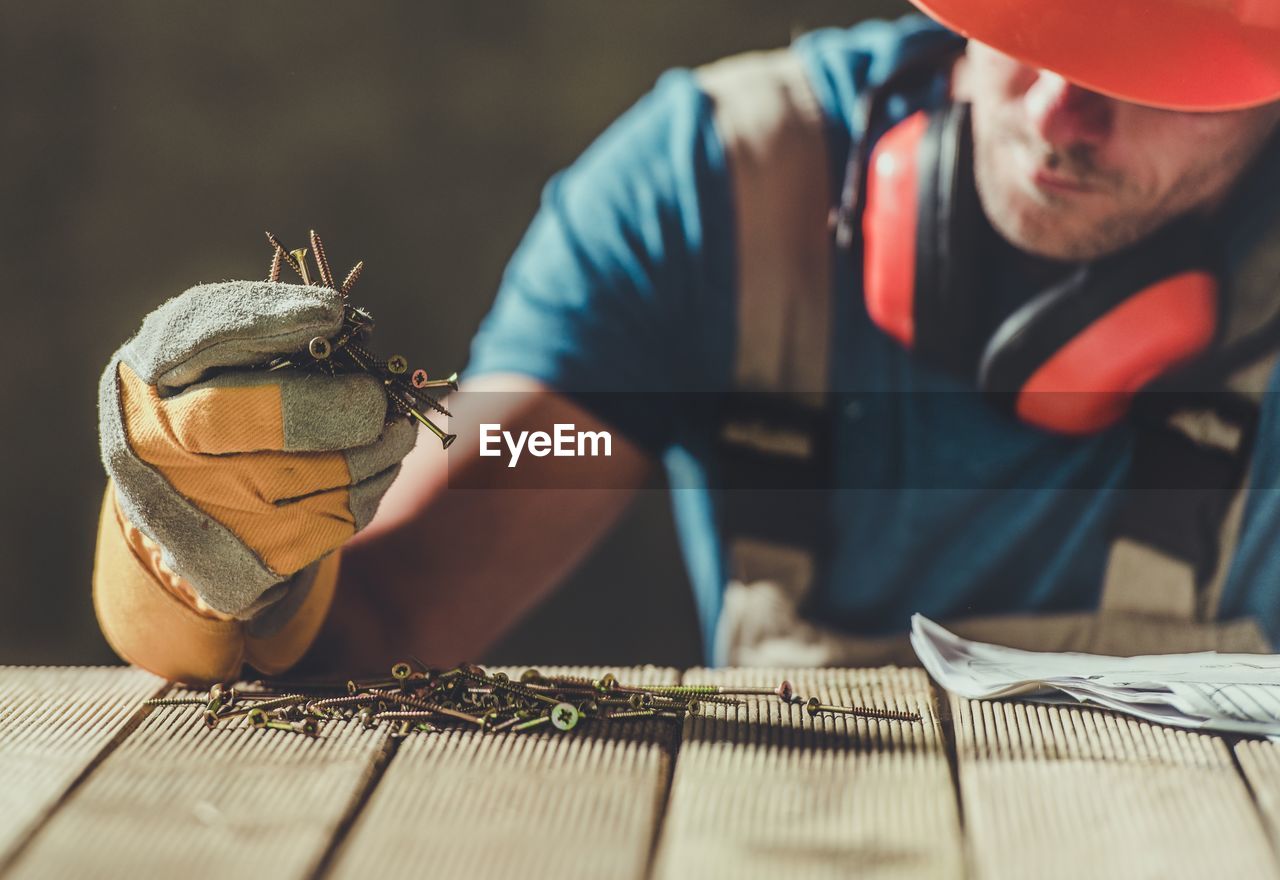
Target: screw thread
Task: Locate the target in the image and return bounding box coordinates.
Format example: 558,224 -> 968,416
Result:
309,229 -> 336,289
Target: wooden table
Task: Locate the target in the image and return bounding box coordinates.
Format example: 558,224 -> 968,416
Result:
2,664 -> 1278,879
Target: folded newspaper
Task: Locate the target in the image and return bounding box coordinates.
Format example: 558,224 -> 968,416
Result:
910,614 -> 1280,736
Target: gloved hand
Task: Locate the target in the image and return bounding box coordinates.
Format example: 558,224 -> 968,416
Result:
95,280 -> 417,681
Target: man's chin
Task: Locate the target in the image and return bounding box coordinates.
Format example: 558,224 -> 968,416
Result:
982,189 -> 1126,262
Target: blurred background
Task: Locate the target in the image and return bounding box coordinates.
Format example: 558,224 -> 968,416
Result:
0,0 -> 908,667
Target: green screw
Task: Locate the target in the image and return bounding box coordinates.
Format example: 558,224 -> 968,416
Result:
550,702 -> 580,732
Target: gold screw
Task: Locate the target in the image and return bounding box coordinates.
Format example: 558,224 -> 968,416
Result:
291,249 -> 312,285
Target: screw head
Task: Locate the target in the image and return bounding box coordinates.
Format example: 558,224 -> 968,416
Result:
391,662 -> 412,681
776,680 -> 795,703
805,697 -> 821,717
550,702 -> 580,731
350,306 -> 375,328
308,336 -> 332,360
387,354 -> 408,374
247,708 -> 269,729
411,369 -> 430,388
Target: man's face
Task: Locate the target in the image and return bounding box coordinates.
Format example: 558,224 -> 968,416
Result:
954,42 -> 1280,261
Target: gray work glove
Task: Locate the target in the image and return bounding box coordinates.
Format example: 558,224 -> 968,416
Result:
98,281 -> 417,620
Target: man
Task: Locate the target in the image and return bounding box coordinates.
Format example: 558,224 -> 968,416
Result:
95,0 -> 1280,683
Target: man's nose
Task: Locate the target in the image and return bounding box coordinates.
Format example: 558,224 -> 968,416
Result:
1024,71 -> 1114,150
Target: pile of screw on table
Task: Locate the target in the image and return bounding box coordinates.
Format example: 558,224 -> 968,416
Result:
3,665 -> 1280,879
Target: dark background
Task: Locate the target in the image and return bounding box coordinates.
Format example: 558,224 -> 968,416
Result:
0,0 -> 907,667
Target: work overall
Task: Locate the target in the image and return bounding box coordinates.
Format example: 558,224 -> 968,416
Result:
698,50 -> 1280,667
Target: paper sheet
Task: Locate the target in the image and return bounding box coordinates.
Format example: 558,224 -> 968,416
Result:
910,614 -> 1280,736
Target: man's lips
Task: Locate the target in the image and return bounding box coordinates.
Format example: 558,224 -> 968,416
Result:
1031,166 -> 1098,194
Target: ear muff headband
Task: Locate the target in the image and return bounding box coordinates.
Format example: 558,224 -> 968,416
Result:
913,102 -> 984,376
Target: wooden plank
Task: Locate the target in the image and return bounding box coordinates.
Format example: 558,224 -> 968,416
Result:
325,666 -> 679,880
4,686 -> 390,880
1234,739 -> 1280,857
652,666 -> 962,879
0,666 -> 163,868
954,697 -> 1278,880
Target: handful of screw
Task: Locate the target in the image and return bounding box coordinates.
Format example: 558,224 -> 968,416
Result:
142,662 -> 922,738
263,230 -> 459,449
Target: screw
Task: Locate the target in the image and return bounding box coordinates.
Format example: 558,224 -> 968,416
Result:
366,690 -> 446,714
347,678 -> 403,694
393,395 -> 456,450
490,715 -> 528,733
309,229 -> 336,289
248,709 -> 319,735
339,260 -> 364,297
309,337 -> 332,360
457,669 -> 559,707
305,694 -> 377,716
268,246 -> 282,283
142,697 -> 207,707
804,697 -> 920,723
373,711 -> 443,723
601,709 -> 657,721
265,231 -> 305,281
203,684 -> 236,726
291,249 -> 312,285
409,371 -> 459,391
550,702 -> 580,731
216,694 -> 306,720
511,716 -> 551,732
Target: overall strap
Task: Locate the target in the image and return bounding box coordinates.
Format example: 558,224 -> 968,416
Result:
1099,390 -> 1260,619
696,49 -> 835,604
1110,169 -> 1280,621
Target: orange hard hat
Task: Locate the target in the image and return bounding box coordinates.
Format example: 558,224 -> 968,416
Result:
908,0 -> 1280,111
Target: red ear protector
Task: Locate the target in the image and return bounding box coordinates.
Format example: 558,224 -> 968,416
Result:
859,102 -> 1220,435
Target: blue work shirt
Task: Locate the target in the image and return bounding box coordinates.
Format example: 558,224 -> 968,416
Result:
465,15 -> 1280,661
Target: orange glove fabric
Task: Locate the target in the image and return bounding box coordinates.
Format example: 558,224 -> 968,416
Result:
92,482 -> 340,685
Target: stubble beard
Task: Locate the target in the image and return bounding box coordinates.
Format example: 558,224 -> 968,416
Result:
971,118 -> 1229,263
